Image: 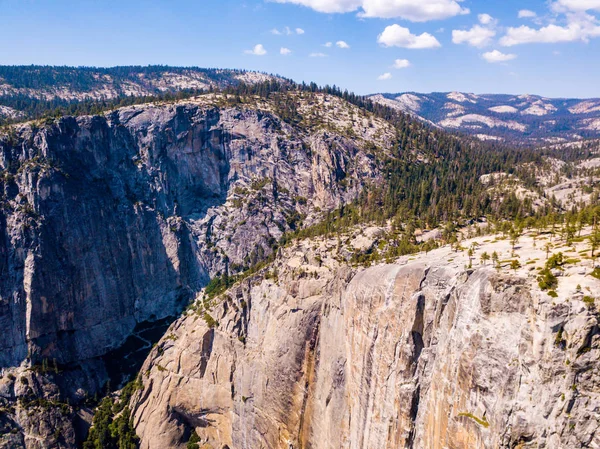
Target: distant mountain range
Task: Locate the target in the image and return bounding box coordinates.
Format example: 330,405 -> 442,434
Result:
0,65 -> 281,122
2,66 -> 600,147
370,92 -> 600,145
0,66 -> 277,101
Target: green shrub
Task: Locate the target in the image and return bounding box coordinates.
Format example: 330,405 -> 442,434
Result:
204,274 -> 235,300
555,327 -> 566,348
250,177 -> 271,191
83,397 -> 139,449
538,268 -> 558,291
583,296 -> 595,307
546,252 -> 564,270
115,378 -> 143,414
186,430 -> 200,449
203,312 -> 218,328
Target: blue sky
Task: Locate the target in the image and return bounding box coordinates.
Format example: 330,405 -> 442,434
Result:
1,0 -> 600,97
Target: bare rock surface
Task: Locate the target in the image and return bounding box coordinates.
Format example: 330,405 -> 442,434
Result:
2,91 -> 598,448
131,232 -> 600,449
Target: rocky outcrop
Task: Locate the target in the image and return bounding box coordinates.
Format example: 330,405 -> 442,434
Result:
0,94 -> 393,447
0,367 -> 85,449
131,235 -> 600,449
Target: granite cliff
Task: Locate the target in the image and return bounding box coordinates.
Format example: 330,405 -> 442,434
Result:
130,229 -> 600,449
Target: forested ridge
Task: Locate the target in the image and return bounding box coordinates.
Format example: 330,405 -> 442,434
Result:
2,77 -> 598,233
0,65 -> 243,90
0,65 -> 279,124
217,81 -> 599,227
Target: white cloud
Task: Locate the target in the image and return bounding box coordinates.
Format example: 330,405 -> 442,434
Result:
378,24 -> 441,49
336,40 -> 350,48
452,13 -> 497,47
482,49 -> 517,62
272,0 -> 362,13
500,14 -> 600,46
271,0 -> 470,22
518,9 -> 537,18
478,13 -> 494,25
272,26 -> 305,36
280,47 -> 292,55
553,0 -> 600,12
360,0 -> 470,21
378,72 -> 393,80
452,24 -> 496,47
324,41 -> 333,47
309,52 -> 328,57
245,44 -> 267,55
393,58 -> 411,68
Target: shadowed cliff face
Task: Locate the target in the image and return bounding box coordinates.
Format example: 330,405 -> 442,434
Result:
130,236 -> 600,449
0,97 -> 387,375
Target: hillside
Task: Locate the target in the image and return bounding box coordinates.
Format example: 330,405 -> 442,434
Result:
0,81 -> 598,449
0,86 -> 401,447
371,92 -> 600,145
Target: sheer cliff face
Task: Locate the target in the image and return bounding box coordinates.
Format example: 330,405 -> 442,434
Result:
131,237 -> 599,449
0,95 -> 391,371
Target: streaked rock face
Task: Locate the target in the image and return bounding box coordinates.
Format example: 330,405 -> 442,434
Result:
131,240 -> 599,449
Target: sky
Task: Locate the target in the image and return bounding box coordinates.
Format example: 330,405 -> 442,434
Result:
1,0 -> 600,97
